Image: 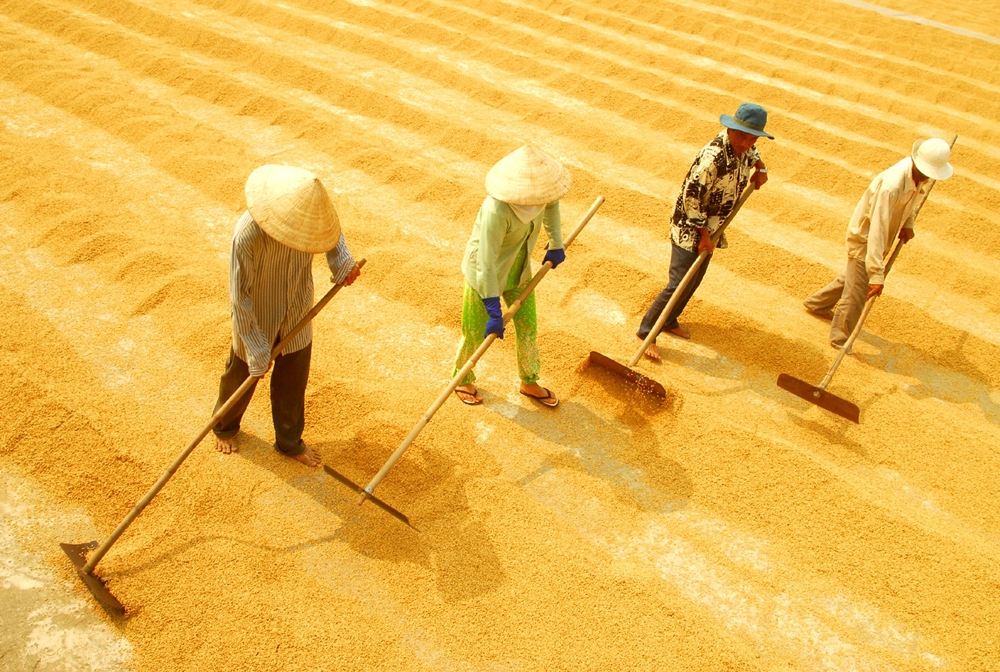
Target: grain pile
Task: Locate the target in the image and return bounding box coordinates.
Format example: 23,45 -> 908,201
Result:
1,0 -> 999,669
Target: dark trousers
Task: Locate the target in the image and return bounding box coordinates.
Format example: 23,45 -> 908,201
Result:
637,243 -> 712,339
211,343 -> 311,456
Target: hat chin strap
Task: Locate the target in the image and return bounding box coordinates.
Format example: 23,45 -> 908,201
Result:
509,203 -> 544,224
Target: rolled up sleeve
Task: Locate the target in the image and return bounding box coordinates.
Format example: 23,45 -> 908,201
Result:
542,201 -> 563,250
865,187 -> 895,284
325,232 -> 355,285
680,155 -> 717,236
474,206 -> 507,298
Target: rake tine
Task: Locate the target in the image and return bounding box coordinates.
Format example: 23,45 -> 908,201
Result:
60,542 -> 125,615
323,466 -> 415,529
586,351 -> 667,398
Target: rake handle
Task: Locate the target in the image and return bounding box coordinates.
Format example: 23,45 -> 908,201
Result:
817,133 -> 957,391
629,184 -> 754,367
358,197 -> 605,503
82,259 -> 367,574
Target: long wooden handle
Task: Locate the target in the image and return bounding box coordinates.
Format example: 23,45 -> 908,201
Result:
817,244 -> 902,389
818,133 -> 958,388
83,259 -> 367,574
629,185 -> 754,366
358,197 -> 605,502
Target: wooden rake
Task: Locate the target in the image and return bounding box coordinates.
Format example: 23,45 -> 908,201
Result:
61,259 -> 366,615
587,185 -> 754,398
325,197 -> 605,525
776,243 -> 904,423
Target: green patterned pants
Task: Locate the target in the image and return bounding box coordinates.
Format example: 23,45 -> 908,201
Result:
453,246 -> 539,386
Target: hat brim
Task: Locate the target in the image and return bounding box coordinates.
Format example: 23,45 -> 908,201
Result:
911,140 -> 953,181
720,114 -> 774,139
913,158 -> 953,181
245,165 -> 341,254
485,146 -> 572,206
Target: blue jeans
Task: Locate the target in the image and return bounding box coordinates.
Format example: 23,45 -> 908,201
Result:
637,243 -> 712,339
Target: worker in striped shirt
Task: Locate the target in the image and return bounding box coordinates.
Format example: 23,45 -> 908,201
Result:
212,165 -> 360,467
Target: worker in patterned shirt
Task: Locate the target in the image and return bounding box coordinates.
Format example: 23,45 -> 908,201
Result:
637,103 -> 771,361
212,165 -> 361,467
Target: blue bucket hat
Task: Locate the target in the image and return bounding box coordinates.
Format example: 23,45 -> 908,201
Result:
720,102 -> 774,139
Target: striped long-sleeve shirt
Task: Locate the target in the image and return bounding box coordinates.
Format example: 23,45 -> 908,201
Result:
230,210 -> 355,376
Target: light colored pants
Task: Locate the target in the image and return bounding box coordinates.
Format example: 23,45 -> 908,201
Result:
803,257 -> 869,347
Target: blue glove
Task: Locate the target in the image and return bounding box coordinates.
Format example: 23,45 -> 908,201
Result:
482,296 -> 504,339
543,247 -> 566,269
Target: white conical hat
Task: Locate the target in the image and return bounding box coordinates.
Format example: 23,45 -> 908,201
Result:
245,165 -> 341,253
911,138 -> 953,181
485,146 -> 572,206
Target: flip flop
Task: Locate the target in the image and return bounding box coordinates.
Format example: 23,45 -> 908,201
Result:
454,388 -> 483,405
520,387 -> 559,408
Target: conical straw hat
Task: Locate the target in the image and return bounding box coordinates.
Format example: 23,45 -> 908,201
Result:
245,165 -> 341,253
485,146 -> 572,206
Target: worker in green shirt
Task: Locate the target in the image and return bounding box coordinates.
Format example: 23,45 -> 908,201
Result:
452,146 -> 571,408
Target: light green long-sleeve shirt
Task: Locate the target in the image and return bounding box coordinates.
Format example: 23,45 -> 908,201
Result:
461,196 -> 563,299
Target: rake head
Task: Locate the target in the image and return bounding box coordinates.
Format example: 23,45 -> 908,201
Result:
323,466 -> 415,530
60,541 -> 125,615
777,373 -> 860,423
586,351 -> 667,398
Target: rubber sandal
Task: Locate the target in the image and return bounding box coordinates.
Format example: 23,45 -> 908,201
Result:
520,387 -> 559,408
454,388 -> 483,405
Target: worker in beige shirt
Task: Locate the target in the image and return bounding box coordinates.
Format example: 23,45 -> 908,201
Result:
804,137 -> 953,347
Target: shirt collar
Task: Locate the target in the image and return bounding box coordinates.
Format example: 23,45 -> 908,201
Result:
718,130 -> 738,165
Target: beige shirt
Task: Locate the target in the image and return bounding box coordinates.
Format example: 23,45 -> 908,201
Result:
846,157 -> 924,284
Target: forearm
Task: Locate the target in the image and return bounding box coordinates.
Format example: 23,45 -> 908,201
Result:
325,233 -> 355,284
542,201 -> 563,250
232,299 -> 271,375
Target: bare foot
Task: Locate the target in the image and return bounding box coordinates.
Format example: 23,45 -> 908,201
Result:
214,435 -> 238,454
455,384 -> 483,405
292,443 -> 322,468
639,337 -> 661,361
666,324 -> 691,339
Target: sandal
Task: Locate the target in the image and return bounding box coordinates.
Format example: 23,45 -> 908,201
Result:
520,387 -> 559,408
454,388 -> 483,405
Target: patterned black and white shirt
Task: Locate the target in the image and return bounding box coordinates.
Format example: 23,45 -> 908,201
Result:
670,131 -> 760,252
